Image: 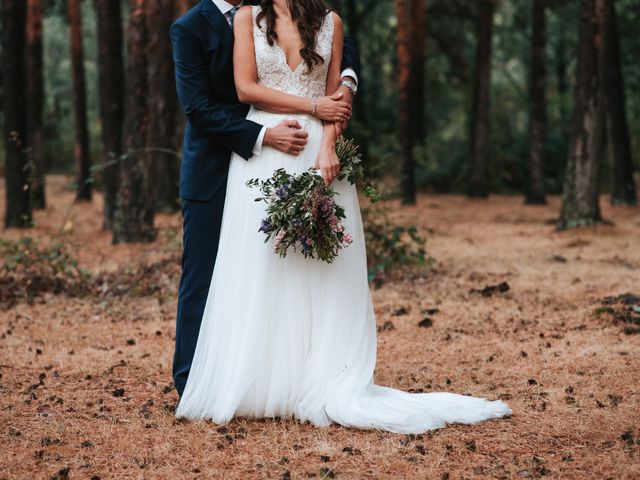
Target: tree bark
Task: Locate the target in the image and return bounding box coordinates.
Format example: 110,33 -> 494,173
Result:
68,0 -> 92,201
2,0 -> 32,228
410,0 -> 427,150
558,0 -> 606,229
396,0 -> 414,205
95,0 -> 126,230
526,0 -> 547,205
113,0 -> 157,244
27,0 -> 46,210
396,0 -> 426,205
603,0 -> 637,206
467,0 -> 495,198
147,0 -> 180,212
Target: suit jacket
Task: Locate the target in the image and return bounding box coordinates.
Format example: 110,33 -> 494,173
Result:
171,0 -> 361,202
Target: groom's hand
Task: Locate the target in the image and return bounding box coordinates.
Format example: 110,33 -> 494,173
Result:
264,120 -> 309,156
335,84 -> 354,137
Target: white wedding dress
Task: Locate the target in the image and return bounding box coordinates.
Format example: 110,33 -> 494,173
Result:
176,7 -> 511,433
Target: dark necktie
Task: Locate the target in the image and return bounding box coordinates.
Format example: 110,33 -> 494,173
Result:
228,6 -> 240,26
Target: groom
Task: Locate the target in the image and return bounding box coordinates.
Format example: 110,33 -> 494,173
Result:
171,0 -> 361,397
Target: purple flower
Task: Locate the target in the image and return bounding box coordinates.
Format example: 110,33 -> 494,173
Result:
259,219 -> 273,234
301,238 -> 313,255
275,185 -> 290,199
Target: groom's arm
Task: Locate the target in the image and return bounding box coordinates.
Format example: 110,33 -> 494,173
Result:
171,22 -> 261,160
341,37 -> 361,84
335,37 -> 360,136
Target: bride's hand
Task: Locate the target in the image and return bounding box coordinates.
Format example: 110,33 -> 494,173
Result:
313,93 -> 352,123
315,145 -> 341,187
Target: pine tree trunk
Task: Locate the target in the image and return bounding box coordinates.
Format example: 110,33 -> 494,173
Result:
147,0 -> 180,212
113,0 -> 156,244
603,0 -> 637,206
68,0 -> 92,201
558,0 -> 606,230
467,0 -> 495,198
396,0 -> 415,205
95,0 -> 126,230
526,0 -> 547,205
2,0 -> 32,228
27,0 -> 46,210
409,0 -> 427,148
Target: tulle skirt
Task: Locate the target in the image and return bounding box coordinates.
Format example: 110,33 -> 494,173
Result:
175,109 -> 511,433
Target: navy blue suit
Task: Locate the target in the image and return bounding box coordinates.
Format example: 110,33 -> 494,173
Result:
171,0 -> 361,396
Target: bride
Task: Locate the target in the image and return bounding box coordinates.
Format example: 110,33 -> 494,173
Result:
176,0 -> 511,433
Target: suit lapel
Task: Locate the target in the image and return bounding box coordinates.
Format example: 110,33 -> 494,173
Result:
200,0 -> 234,49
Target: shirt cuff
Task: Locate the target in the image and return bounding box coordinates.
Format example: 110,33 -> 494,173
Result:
253,127 -> 267,156
340,68 -> 358,85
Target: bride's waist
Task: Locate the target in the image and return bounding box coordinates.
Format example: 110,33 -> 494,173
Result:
246,108 -> 322,130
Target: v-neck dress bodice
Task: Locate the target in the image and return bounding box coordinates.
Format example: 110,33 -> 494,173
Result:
251,5 -> 333,98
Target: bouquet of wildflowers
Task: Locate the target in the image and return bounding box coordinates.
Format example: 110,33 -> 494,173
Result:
247,137 -> 377,263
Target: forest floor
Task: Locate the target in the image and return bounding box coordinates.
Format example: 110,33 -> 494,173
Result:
0,176 -> 639,479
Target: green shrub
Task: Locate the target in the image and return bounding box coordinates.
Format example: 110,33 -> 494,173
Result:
363,208 -> 432,282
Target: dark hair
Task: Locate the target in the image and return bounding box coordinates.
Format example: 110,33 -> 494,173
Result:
257,0 -> 330,72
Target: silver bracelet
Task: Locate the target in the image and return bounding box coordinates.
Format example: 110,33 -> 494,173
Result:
311,97 -> 318,116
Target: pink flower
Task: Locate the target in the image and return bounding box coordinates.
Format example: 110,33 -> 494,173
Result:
274,229 -> 287,250
343,233 -> 353,244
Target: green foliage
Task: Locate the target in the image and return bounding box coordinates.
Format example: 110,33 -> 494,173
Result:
1,0 -> 637,194
362,207 -> 431,282
43,2 -> 101,173
335,136 -> 380,201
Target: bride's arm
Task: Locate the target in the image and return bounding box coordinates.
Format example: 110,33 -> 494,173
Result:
233,7 -> 350,122
316,12 -> 345,186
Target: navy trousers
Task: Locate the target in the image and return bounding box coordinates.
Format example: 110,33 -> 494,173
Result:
173,182 -> 227,397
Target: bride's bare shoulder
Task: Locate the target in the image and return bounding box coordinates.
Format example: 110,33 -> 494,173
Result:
234,5 -> 255,26
328,11 -> 343,37
329,11 -> 343,32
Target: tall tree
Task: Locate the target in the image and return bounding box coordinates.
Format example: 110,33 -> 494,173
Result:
526,0 -> 547,205
558,0 -> 606,229
409,0 -> 427,157
396,0 -> 427,205
68,0 -> 92,201
27,0 -> 46,210
113,0 -> 156,244
603,0 -> 637,206
147,0 -> 180,212
2,0 -> 32,228
467,0 -> 495,198
95,0 -> 126,230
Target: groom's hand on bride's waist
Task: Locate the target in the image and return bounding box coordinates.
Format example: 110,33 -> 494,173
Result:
264,120 -> 309,156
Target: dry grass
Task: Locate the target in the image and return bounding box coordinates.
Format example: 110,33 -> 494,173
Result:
1,176 -> 639,479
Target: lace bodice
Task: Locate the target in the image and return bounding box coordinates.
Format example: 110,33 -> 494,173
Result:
251,6 -> 333,99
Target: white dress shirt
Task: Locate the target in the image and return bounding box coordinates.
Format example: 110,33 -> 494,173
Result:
210,0 -> 358,156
